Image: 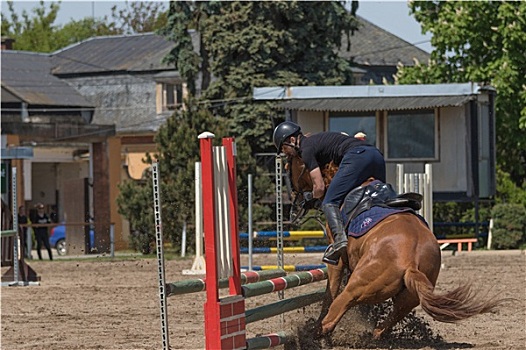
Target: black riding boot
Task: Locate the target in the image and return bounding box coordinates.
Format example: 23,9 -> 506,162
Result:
322,203 -> 348,265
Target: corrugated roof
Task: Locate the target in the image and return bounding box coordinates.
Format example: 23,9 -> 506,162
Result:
277,95 -> 474,112
342,16 -> 430,66
51,32 -> 196,75
1,51 -> 94,107
49,20 -> 425,76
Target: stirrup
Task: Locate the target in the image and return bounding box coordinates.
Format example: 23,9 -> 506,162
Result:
322,244 -> 341,265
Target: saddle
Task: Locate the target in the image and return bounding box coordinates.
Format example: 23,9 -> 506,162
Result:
342,180 -> 422,230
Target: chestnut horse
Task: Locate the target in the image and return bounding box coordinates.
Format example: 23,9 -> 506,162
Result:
286,155 -> 507,339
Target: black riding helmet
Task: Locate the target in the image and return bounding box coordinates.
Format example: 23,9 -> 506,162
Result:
273,121 -> 301,153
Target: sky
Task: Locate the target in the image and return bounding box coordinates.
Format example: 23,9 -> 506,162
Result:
1,0 -> 433,53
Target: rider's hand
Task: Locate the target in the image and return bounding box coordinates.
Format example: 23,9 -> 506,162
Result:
301,191 -> 321,210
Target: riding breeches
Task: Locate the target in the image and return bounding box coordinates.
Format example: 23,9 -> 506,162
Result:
322,145 -> 386,207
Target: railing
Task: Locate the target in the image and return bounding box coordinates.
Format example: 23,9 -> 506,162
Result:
433,221 -> 490,239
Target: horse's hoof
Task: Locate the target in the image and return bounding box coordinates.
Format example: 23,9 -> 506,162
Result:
320,325 -> 332,336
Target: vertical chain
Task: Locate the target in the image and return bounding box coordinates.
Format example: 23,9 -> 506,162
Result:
275,156 -> 284,301
12,168 -> 19,284
152,163 -> 170,350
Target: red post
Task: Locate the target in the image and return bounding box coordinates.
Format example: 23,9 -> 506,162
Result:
200,132 -> 222,350
223,137 -> 242,296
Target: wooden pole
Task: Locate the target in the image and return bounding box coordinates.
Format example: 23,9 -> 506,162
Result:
166,269 -> 287,296
242,268 -> 327,298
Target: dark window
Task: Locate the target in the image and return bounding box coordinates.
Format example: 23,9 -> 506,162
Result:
328,112 -> 377,146
386,110 -> 436,159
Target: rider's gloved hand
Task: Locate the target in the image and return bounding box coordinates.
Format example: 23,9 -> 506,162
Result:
301,192 -> 321,210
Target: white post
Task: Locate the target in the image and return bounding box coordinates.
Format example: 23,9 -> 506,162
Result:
181,222 -> 187,258
248,174 -> 253,271
213,145 -> 232,279
425,164 -> 433,230
110,224 -> 115,258
487,218 -> 494,250
182,162 -> 206,275
396,164 -> 404,194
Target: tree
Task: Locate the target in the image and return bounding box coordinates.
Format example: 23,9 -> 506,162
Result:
117,97 -> 227,253
109,1 -> 168,35
117,1 -> 359,252
2,0 -> 62,52
397,1 -> 526,187
202,1 -> 358,154
1,1 -> 122,52
1,1 -> 168,52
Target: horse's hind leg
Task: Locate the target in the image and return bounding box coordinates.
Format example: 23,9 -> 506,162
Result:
372,288 -> 420,339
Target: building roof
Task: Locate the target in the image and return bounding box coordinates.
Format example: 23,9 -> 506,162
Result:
1,51 -> 94,107
51,32 -> 197,75
254,83 -> 485,112
277,95 -> 474,113
49,19 -> 426,76
343,16 -> 430,66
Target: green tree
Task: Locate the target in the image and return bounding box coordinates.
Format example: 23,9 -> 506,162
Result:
109,1 -> 168,35
117,97 -> 228,253
1,0 -> 62,52
117,1 -> 359,251
397,1 -> 526,187
1,1 -> 168,52
162,1 -> 358,154
201,1 -> 358,154
1,1 -> 114,52
160,2 -> 358,236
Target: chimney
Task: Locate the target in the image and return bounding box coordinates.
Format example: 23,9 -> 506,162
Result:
1,37 -> 15,50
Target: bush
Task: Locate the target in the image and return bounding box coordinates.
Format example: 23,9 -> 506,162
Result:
490,204 -> 526,249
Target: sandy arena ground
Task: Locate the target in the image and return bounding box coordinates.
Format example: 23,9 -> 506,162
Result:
1,250 -> 525,350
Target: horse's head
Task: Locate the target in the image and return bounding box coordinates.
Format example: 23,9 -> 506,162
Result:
284,155 -> 312,224
285,155 -> 337,225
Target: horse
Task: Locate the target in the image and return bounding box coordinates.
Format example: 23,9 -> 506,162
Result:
285,155 -> 508,339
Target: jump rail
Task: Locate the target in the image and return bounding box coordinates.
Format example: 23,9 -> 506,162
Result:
153,135 -> 331,350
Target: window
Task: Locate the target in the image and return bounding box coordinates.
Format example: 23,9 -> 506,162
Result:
328,112 -> 377,146
385,110 -> 437,160
163,83 -> 183,111
156,82 -> 183,113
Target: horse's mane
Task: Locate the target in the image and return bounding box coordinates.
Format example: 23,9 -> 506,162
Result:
322,161 -> 338,188
285,157 -> 337,191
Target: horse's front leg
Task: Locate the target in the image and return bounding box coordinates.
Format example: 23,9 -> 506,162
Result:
318,257 -> 347,324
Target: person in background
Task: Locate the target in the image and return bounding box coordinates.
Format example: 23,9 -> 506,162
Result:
17,205 -> 30,258
32,203 -> 53,261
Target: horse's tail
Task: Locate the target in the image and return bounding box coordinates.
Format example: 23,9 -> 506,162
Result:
404,268 -> 506,323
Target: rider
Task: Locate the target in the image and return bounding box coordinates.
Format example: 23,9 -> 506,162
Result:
273,121 -> 386,265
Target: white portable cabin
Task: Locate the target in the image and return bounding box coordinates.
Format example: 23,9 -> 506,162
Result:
254,82 -> 496,203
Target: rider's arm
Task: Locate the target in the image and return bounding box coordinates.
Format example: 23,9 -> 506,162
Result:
309,167 -> 325,199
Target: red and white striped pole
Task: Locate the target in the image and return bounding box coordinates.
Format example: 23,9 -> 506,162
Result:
201,133 -> 246,350
199,132 -> 222,349
223,137 -> 242,295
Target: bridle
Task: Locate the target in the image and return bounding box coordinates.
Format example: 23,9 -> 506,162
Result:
285,156 -> 325,230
